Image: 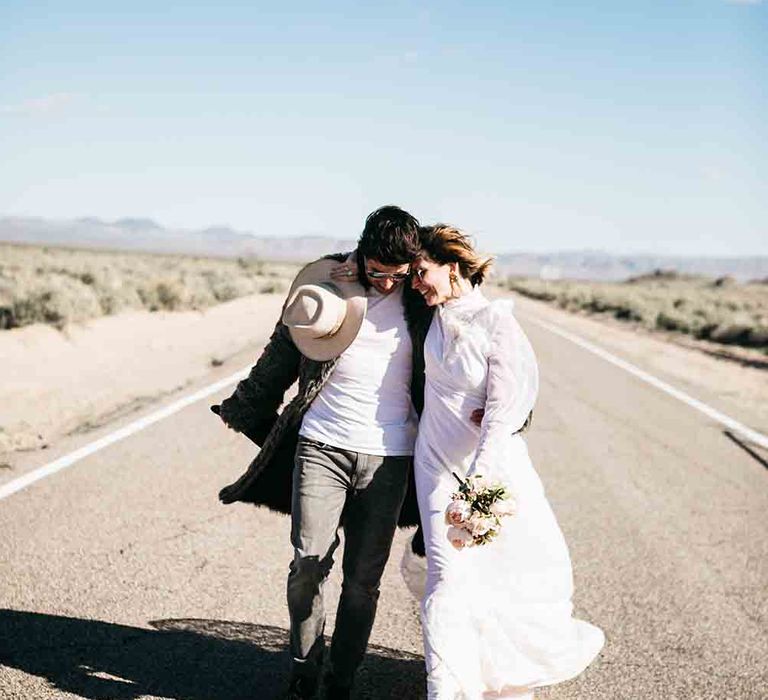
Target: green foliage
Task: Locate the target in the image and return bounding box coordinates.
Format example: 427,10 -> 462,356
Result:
0,243 -> 300,330
505,275 -> 768,353
259,280 -> 287,294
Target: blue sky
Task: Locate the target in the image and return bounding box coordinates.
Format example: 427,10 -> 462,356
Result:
1,1 -> 765,255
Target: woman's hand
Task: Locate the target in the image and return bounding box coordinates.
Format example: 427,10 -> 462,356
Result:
330,262 -> 359,282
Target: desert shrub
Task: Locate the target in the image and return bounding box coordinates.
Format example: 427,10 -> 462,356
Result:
237,257 -> 264,274
11,273 -> 103,327
0,280 -> 14,329
138,279 -> 188,311
260,279 -> 287,294
210,276 -> 260,302
156,280 -> 185,310
178,273 -> 217,309
712,276 -> 735,288
0,243 -> 301,330
656,311 -> 692,334
626,269 -> 701,284
505,274 -> 768,353
505,278 -> 556,302
708,323 -> 752,346
92,270 -> 144,315
747,325 -> 768,347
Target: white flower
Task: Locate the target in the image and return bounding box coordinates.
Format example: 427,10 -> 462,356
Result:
447,526 -> 475,550
467,513 -> 496,537
445,499 -> 472,526
490,496 -> 517,518
468,474 -> 489,490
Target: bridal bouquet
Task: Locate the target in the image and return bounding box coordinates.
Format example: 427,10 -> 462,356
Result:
445,473 -> 516,549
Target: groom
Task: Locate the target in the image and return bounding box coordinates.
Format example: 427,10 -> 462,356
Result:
212,206 -> 433,699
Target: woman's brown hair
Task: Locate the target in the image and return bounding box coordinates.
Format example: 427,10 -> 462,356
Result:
418,224 -> 494,286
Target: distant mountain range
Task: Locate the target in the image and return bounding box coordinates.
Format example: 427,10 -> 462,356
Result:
493,250 -> 768,283
1,215 -> 766,282
0,216 -> 356,266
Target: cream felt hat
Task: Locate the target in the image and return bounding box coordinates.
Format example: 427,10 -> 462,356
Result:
282,258 -> 367,361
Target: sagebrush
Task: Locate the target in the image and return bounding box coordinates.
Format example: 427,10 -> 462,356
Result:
504,271 -> 768,353
0,243 -> 300,330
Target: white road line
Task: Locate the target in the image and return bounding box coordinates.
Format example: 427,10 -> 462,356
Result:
526,316 -> 768,452
0,367 -> 252,502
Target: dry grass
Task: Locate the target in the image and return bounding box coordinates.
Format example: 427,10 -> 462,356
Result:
503,271 -> 768,353
0,243 -> 301,330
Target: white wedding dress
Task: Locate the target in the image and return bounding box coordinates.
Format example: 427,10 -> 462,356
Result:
413,287 -> 604,699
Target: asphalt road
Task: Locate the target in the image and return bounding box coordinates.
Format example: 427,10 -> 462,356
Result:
1,308 -> 766,700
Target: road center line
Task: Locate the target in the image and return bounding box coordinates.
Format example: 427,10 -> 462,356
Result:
525,315 -> 768,451
0,367 -> 252,502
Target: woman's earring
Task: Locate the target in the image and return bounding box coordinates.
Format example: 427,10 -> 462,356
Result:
449,272 -> 459,297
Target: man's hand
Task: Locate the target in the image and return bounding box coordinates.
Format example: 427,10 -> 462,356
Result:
470,408 -> 485,427
330,262 -> 359,282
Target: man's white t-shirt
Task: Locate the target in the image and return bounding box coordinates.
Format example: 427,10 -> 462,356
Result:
299,284 -> 418,456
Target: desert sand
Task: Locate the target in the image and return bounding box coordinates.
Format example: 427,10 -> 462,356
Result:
0,293 -> 285,454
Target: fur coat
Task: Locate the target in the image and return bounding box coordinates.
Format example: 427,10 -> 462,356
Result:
215,252 -> 434,529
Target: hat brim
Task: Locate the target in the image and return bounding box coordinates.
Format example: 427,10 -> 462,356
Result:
284,257 -> 367,361
285,257 -> 364,301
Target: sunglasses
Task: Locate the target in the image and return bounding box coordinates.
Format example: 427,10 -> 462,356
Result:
365,269 -> 411,281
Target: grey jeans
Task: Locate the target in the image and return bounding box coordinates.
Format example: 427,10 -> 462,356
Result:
287,436 -> 410,686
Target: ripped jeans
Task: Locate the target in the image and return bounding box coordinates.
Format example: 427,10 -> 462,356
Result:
286,437 -> 410,687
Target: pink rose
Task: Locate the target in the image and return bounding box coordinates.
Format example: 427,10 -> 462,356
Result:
467,513 -> 496,537
490,496 -> 517,518
447,526 -> 474,550
445,500 -> 472,526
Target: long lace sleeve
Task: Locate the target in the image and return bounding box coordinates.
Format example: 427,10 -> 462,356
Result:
469,302 -> 539,477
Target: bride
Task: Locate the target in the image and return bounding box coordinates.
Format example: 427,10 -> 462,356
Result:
409,225 -> 604,699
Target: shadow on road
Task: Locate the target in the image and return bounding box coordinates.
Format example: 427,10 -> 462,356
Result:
0,609 -> 425,699
723,430 -> 768,469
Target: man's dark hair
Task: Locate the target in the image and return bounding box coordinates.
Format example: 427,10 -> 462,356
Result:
357,205 -> 420,265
